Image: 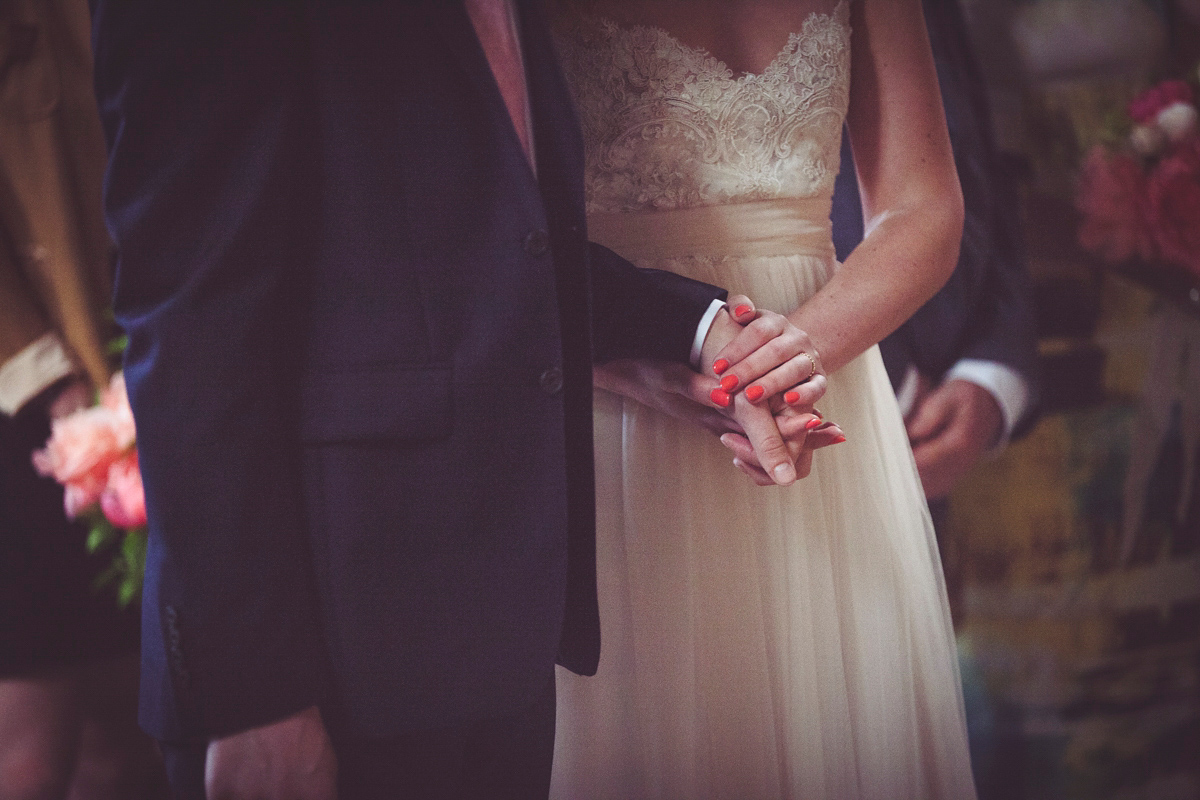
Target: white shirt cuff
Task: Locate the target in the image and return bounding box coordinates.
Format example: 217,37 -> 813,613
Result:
0,333 -> 78,416
690,299 -> 728,369
944,358 -> 1032,446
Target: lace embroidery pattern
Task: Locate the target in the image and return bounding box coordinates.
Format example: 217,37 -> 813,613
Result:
555,1 -> 851,213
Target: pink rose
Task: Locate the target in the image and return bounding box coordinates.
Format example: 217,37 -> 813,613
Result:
100,372 -> 137,450
100,452 -> 147,529
63,473 -> 108,518
1076,145 -> 1156,263
1129,80 -> 1195,124
1146,137 -> 1200,278
32,406 -> 124,498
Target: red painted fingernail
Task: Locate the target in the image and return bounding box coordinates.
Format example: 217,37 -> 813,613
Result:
720,374 -> 739,392
713,358 -> 730,375
710,388 -> 731,407
805,417 -> 823,430
832,435 -> 847,444
745,385 -> 764,402
734,304 -> 753,317
813,409 -> 823,419
784,391 -> 800,404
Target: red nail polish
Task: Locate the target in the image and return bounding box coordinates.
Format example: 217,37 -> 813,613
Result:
813,409 -> 823,419
720,375 -> 739,392
784,391 -> 800,404
745,385 -> 764,402
832,435 -> 846,444
734,304 -> 752,317
805,417 -> 822,430
710,388 -> 731,407
713,358 -> 730,375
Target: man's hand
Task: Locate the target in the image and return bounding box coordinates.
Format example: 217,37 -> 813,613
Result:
44,376 -> 92,420
595,357 -> 845,487
905,378 -> 1003,500
205,705 -> 337,800
594,360 -> 745,439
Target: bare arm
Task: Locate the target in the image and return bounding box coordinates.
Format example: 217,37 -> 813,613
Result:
698,0 -> 961,420
798,0 -> 963,374
723,0 -> 963,392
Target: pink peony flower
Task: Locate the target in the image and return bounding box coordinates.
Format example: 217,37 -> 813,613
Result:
1129,80 -> 1195,124
100,453 -> 147,529
32,405 -> 124,502
1158,102 -> 1199,143
1130,123 -> 1167,156
32,371 -> 140,520
1146,137 -> 1200,278
63,473 -> 108,518
1076,145 -> 1156,263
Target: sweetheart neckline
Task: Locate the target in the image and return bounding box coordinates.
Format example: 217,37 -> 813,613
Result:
579,0 -> 848,84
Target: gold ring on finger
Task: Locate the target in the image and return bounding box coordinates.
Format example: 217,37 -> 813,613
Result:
800,351 -> 816,381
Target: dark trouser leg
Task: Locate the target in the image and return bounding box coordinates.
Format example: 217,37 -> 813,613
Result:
335,675 -> 557,800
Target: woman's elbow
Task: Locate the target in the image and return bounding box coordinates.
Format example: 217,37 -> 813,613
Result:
929,180 -> 965,285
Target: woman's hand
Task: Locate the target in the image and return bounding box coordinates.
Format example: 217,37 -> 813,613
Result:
704,310 -> 828,413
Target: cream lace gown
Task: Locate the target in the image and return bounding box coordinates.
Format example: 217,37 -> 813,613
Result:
551,3 -> 978,798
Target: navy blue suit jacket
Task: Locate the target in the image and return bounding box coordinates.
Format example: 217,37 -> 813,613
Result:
91,0 -> 724,742
833,0 -> 1039,429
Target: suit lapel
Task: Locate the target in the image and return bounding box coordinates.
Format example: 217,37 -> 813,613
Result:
424,0 -> 538,186
515,0 -> 585,218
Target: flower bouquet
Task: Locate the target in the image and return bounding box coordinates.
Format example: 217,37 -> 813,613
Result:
32,372 -> 147,606
1074,71 -> 1200,560
1075,73 -> 1200,314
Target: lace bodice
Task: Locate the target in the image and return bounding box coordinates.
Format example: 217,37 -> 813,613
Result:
554,1 -> 851,214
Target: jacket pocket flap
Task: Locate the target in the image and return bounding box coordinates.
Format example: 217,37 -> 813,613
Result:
301,365 -> 452,443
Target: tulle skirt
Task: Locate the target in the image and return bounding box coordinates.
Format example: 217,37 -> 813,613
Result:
551,201 -> 978,799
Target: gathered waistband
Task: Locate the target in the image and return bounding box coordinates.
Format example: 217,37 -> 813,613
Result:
587,197 -> 835,262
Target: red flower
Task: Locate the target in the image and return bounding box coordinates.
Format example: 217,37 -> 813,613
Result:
1076,145 -> 1156,263
1129,80 -> 1195,124
1146,137 -> 1200,278
100,452 -> 147,529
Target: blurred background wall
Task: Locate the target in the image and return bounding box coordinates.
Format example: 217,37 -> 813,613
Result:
946,1 -> 1199,798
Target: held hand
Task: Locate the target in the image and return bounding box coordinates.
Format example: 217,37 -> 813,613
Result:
46,377 -> 93,420
595,357 -> 845,487
719,410 -> 846,486
698,299 -> 831,484
905,378 -> 1004,501
205,706 -> 337,800
701,306 -> 828,413
594,360 -> 745,438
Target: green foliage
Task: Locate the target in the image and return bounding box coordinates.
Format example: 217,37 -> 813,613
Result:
118,530 -> 148,608
86,517 -> 119,552
106,334 -> 129,357
85,512 -> 146,607
1096,106 -> 1133,150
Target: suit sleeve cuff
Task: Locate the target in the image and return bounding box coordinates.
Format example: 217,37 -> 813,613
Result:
0,333 -> 79,416
944,358 -> 1032,448
690,299 -> 728,370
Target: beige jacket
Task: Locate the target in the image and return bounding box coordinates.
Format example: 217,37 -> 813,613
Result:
0,0 -> 113,415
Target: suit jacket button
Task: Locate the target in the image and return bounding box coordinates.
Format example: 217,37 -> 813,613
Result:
539,367 -> 564,395
523,229 -> 550,257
